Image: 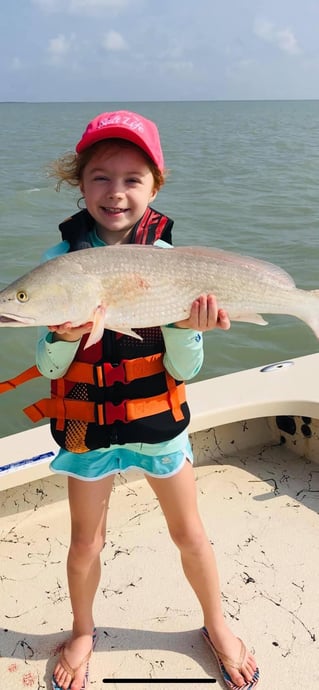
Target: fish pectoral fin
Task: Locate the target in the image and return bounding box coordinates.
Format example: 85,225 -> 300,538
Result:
231,313 -> 268,326
84,305 -> 107,349
105,324 -> 143,340
84,304 -> 144,347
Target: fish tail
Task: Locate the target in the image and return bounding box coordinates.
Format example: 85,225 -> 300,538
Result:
307,290 -> 319,338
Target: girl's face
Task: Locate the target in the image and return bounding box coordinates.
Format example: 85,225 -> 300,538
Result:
80,143 -> 158,244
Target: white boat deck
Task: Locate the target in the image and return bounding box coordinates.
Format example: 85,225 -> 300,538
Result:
1,354 -> 319,688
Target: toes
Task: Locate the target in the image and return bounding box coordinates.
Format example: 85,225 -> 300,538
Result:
244,654 -> 258,681
233,663 -> 259,689
222,652 -> 258,688
53,666 -> 71,690
234,651 -> 258,687
202,628 -> 259,690
229,668 -> 248,688
70,679 -> 83,690
70,669 -> 88,690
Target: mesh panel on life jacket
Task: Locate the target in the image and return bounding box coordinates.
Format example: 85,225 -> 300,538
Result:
64,382 -> 90,453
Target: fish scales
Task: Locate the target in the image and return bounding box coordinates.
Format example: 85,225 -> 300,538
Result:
0,244 -> 318,348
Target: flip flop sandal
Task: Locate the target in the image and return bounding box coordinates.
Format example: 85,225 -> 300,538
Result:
201,626 -> 260,690
51,627 -> 97,690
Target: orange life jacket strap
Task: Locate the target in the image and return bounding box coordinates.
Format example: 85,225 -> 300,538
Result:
0,365 -> 42,394
64,353 -> 165,387
0,354 -> 165,397
165,371 -> 185,422
55,378 -> 67,431
23,383 -> 186,425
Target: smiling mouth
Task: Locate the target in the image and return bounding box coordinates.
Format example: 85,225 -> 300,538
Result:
103,207 -> 126,214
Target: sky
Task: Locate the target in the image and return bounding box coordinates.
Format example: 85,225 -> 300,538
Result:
1,0 -> 319,102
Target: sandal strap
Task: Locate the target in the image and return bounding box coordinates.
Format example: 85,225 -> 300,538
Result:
60,647 -> 92,678
215,637 -> 246,671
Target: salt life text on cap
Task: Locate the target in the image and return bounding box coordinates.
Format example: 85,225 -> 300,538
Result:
76,110 -> 164,172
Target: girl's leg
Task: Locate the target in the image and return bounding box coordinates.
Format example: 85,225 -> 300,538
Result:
53,474 -> 114,690
146,460 -> 258,688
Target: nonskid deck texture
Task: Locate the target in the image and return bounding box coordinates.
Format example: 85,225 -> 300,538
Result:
1,433 -> 319,689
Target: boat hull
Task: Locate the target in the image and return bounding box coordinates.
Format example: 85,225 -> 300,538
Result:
1,353 -> 319,688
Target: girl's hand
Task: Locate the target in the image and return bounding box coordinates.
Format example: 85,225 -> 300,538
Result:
48,322 -> 93,342
174,294 -> 231,332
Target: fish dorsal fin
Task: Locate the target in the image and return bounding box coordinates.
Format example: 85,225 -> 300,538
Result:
175,246 -> 296,289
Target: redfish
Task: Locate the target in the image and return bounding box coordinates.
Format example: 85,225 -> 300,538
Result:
0,245 -> 318,348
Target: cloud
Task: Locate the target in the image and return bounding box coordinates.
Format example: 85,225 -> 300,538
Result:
276,28 -> 301,55
47,34 -> 72,64
254,18 -> 301,55
102,31 -> 128,51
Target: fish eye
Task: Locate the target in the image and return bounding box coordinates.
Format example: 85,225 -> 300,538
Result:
16,290 -> 28,302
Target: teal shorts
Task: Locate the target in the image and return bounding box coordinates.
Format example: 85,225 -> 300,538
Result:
50,432 -> 193,481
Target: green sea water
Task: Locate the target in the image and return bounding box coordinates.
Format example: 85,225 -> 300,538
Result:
0,100 -> 318,437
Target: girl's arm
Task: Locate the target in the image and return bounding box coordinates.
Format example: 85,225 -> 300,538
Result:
162,294 -> 230,381
36,328 -> 81,379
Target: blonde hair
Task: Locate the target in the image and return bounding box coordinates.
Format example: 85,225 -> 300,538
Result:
48,139 -> 166,192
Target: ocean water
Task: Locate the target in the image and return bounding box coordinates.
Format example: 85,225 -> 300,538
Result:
0,100 -> 318,438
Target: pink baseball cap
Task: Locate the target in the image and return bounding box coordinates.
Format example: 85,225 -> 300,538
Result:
76,110 -> 164,172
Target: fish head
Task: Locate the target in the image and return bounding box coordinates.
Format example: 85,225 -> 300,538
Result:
0,257 -> 100,327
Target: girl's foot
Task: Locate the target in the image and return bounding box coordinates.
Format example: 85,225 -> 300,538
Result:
52,632 -> 94,690
202,624 -> 259,689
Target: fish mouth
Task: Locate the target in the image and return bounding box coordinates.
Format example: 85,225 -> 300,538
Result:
0,314 -> 36,325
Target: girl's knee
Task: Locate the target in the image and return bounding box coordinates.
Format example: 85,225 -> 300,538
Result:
69,532 -> 105,560
169,522 -> 208,554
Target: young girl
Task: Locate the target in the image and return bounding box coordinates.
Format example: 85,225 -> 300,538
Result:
36,110 -> 259,690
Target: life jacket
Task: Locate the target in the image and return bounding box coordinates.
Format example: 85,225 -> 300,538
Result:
59,206 -> 174,251
0,207 -> 190,453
